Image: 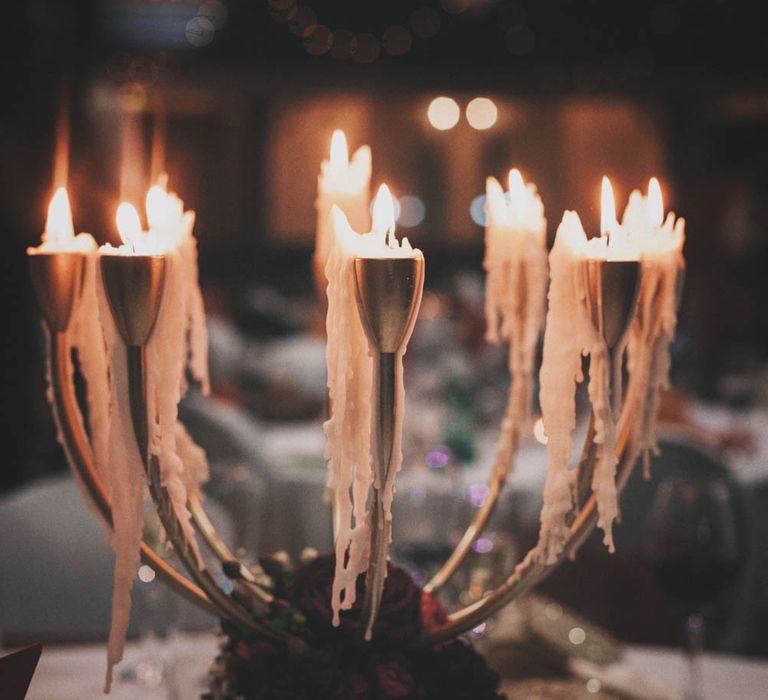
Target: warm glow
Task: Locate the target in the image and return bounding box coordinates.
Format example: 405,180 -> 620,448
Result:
647,177 -> 664,228
329,129 -> 349,169
145,184 -> 167,232
372,183 -> 396,238
533,417 -> 548,445
508,168 -> 526,211
466,97 -> 498,130
45,187 -> 75,243
116,202 -> 143,249
600,176 -> 617,237
427,96 -> 460,131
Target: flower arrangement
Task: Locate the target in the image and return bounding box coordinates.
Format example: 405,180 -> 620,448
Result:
205,554 -> 503,700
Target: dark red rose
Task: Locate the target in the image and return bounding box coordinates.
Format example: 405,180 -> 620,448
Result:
294,555 -> 423,646
419,591 -> 448,631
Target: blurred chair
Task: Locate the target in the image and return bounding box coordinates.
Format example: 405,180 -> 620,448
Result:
0,475 -> 231,645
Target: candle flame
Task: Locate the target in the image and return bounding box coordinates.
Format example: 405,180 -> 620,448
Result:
600,176 -> 617,237
508,168 -> 526,212
372,183 -> 396,241
647,177 -> 663,228
486,177 -> 507,224
44,187 -> 75,243
329,129 -> 349,169
116,202 -> 143,250
145,182 -> 167,233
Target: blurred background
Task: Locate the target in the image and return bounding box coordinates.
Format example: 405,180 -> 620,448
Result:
2,0 -> 768,691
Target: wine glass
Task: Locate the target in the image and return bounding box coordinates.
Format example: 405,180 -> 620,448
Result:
645,474 -> 743,700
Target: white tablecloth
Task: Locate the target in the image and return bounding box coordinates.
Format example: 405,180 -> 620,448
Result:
13,634 -> 768,700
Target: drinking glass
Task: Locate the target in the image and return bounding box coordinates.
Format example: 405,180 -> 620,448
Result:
645,474 -> 743,700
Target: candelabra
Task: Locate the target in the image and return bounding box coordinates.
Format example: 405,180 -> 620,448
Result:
28,227 -> 678,695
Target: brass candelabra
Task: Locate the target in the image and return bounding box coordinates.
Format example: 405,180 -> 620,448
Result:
29,246 -> 661,651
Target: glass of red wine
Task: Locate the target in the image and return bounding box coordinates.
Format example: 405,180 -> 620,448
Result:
646,474 -> 742,700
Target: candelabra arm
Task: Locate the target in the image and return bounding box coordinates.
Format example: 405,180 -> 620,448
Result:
187,492 -> 274,604
424,440 -> 516,594
125,346 -> 300,645
46,330 -> 215,614
416,388 -> 638,646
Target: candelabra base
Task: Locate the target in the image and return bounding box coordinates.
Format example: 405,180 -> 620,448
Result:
205,553 -> 504,700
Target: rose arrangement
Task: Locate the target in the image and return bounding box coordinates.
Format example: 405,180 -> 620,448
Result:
205,554 -> 503,699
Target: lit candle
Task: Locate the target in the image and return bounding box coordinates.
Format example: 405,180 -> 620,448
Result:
538,177 -> 684,563
623,178 -> 685,476
27,189 -> 111,488
483,168 -> 548,480
324,183 -> 423,628
98,182 -> 210,690
314,130 -> 372,292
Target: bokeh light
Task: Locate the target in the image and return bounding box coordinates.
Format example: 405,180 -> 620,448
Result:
137,564 -> 156,583
185,16 -> 215,47
470,193 -> 487,226
382,26 -> 412,57
427,96 -> 460,130
397,195 -> 426,227
466,97 -> 498,130
353,33 -> 381,64
304,25 -> 332,56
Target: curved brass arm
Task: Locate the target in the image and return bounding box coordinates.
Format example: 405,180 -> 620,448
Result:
125,346 -> 304,647
416,389 -> 638,647
187,493 -> 274,604
424,393 -> 522,594
47,331 -> 215,614
424,450 -> 514,594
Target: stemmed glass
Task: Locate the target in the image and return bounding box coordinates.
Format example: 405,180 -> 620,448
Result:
645,474 -> 743,700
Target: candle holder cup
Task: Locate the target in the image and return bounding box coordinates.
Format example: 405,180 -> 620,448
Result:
352,255 -> 425,639
100,255 -> 166,348
583,259 -> 641,417
28,252 -> 87,333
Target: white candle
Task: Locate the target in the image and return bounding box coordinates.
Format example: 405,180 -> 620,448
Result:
324,184 -> 422,626
623,179 -> 685,476
484,169 -> 548,481
315,130 -> 372,288
538,177 -> 684,562
537,211 -> 594,563
98,183 -> 211,690
28,188 -> 111,490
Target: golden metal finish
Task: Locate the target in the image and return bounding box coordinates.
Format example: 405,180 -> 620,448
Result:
353,256 -> 425,354
28,252 -> 86,332
100,255 -> 166,347
419,259 -> 643,641
583,260 -> 641,352
28,251 -> 213,611
96,256 -> 303,644
353,255 -> 425,640
46,330 -> 216,613
416,372 -> 640,647
124,343 -> 293,642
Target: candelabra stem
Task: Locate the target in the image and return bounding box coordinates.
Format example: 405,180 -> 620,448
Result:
361,351 -> 398,640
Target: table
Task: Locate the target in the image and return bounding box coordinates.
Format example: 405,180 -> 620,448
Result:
16,634 -> 768,699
